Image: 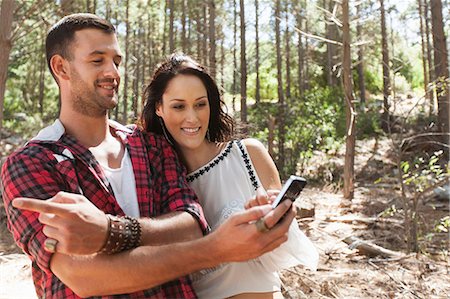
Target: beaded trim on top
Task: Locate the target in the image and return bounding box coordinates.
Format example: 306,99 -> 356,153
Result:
186,141 -> 233,182
236,140 -> 259,191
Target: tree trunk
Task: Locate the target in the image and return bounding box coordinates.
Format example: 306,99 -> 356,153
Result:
38,32 -> 45,116
380,0 -> 391,129
186,1 -> 192,55
181,0 -> 187,53
304,1 -> 310,91
105,0 -> 111,21
208,0 -> 216,80
162,0 -> 168,57
390,14 -> 396,100
275,0 -> 285,174
122,0 -> 130,124
284,0 -> 291,103
239,0 -> 247,125
255,0 -> 261,103
325,0 -> 338,87
60,0 -> 75,15
196,6 -> 202,61
220,36 -> 225,90
424,0 -> 436,113
356,2 -> 366,106
0,0 -> 15,131
202,4 -> 208,66
295,0 -> 304,98
430,0 -> 450,139
232,0 -> 238,113
418,0 -> 430,105
169,0 -> 174,53
132,29 -> 139,118
342,0 -> 356,200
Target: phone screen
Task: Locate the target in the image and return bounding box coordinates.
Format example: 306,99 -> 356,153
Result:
271,176 -> 307,209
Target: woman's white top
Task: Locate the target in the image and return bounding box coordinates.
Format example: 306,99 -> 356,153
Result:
187,140 -> 319,299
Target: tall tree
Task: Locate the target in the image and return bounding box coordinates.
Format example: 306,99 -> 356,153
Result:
418,0 -> 430,105
254,0 -> 261,103
0,0 -> 15,131
60,0 -> 76,15
430,0 -> 450,137
208,0 -> 216,80
424,0 -> 435,112
380,0 -> 391,128
38,31 -> 46,116
232,0 -> 238,112
202,4 -> 208,66
169,0 -> 174,53
324,0 -> 339,87
181,0 -> 187,53
239,0 -> 247,124
122,0 -> 130,124
284,0 -> 292,102
295,0 -> 304,98
275,0 -> 285,173
304,1 -> 310,91
162,0 -> 168,57
195,5 -> 202,61
342,0 -> 356,200
356,2 -> 366,106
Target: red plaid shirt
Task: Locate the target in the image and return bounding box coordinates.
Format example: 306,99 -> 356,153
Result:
1,120 -> 209,299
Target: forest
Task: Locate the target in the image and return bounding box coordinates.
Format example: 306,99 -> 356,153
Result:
0,0 -> 449,298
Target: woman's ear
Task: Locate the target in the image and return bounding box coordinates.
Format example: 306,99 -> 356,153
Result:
50,55 -> 70,81
155,104 -> 163,117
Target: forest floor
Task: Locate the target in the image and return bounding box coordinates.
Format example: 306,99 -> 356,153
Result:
0,126 -> 449,298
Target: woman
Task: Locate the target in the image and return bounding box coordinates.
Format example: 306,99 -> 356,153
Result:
139,53 -> 318,299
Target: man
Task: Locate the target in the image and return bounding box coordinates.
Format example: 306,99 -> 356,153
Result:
1,13 -> 294,298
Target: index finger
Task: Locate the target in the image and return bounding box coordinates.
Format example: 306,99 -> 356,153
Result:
263,200 -> 292,228
12,197 -> 72,216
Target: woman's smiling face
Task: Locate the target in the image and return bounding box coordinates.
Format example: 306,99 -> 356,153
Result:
156,74 -> 210,151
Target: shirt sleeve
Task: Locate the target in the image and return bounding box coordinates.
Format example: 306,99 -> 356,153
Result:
1,146 -> 65,273
153,135 -> 210,235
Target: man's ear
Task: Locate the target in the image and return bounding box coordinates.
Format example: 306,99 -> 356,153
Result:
50,55 -> 70,81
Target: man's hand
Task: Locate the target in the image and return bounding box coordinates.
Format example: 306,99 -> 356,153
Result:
211,200 -> 295,263
12,192 -> 108,255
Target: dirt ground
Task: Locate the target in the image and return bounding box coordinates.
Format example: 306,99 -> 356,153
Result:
0,133 -> 449,299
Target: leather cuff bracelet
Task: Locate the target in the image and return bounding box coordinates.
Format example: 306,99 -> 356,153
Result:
100,214 -> 142,254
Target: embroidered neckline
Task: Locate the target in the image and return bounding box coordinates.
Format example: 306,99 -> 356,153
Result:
236,140 -> 259,191
186,141 -> 233,182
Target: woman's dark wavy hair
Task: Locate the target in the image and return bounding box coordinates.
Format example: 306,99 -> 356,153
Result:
139,53 -> 235,143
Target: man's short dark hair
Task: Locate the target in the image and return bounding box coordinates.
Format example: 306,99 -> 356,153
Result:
45,13 -> 116,80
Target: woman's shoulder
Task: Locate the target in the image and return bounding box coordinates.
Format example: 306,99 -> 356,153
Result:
240,138 -> 267,157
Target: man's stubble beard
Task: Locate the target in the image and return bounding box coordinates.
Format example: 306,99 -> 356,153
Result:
70,70 -> 119,118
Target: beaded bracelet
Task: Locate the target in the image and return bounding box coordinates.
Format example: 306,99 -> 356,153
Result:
100,214 -> 142,254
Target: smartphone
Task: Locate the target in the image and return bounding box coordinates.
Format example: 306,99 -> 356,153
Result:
271,175 -> 307,209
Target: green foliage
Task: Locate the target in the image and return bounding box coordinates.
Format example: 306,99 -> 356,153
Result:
379,204 -> 398,218
248,86 -> 346,176
401,150 -> 447,193
435,216 -> 450,233
363,68 -> 382,94
356,107 -> 382,138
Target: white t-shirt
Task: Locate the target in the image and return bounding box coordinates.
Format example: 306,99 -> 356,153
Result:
101,148 -> 140,218
187,140 -> 319,299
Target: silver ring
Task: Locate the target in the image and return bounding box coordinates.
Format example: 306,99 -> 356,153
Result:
44,238 -> 58,253
255,218 -> 270,233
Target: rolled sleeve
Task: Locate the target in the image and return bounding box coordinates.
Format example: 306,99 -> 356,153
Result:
1,150 -> 63,273
158,139 -> 210,235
